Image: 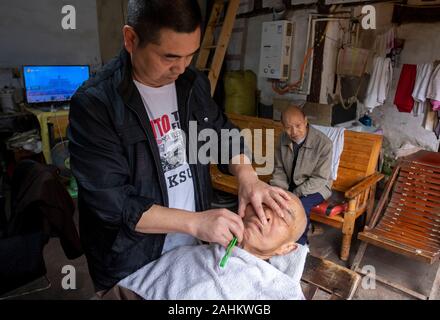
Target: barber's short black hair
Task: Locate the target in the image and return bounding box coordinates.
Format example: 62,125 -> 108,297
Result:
126,0 -> 202,47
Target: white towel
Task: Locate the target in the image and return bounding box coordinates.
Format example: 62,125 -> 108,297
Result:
117,243 -> 308,300
364,56 -> 393,111
412,63 -> 434,116
269,243 -> 309,285
312,125 -> 345,181
427,64 -> 440,102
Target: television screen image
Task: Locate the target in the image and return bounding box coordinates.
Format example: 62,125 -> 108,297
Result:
23,65 -> 90,104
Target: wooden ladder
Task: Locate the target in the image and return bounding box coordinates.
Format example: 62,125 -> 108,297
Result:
196,0 -> 240,96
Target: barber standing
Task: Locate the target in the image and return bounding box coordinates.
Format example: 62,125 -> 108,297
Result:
68,0 -> 290,293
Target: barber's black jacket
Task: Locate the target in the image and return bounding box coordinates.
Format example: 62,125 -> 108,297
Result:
68,49 -> 244,291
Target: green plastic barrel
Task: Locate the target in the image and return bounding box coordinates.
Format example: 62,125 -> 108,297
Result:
224,70 -> 257,116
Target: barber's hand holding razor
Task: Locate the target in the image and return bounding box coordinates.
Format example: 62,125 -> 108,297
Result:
191,208 -> 244,248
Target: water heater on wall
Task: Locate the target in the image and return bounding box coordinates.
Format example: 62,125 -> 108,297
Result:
258,20 -> 293,81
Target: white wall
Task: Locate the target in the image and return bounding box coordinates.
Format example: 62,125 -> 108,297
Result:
0,0 -> 101,69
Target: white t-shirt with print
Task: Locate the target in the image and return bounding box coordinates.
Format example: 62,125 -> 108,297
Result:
134,80 -> 199,254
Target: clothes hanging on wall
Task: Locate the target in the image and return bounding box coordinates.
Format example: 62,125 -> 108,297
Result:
434,111 -> 440,139
432,100 -> 440,111
389,58 -> 439,138
423,105 -> 437,131
427,64 -> 440,139
364,27 -> 395,72
373,27 -> 395,57
427,64 -> 440,102
394,64 -> 417,113
412,63 -> 434,116
363,56 -> 393,111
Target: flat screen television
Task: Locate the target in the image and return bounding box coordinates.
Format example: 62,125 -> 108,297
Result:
23,65 -> 90,104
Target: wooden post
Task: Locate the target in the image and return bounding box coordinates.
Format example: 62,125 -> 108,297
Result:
365,184 -> 376,226
341,198 -> 357,261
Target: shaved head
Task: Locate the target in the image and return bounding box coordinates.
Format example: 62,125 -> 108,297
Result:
241,193 -> 307,259
281,105 -> 306,124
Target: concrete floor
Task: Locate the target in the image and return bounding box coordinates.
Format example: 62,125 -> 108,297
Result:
309,224 -> 440,300
1,204 -> 439,300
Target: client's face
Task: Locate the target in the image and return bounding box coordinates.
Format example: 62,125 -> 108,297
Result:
240,196 -> 306,260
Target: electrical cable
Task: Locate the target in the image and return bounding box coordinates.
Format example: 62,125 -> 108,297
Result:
272,20 -> 330,95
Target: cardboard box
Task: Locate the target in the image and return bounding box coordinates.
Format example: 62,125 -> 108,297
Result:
273,98 -> 357,126
302,102 -> 333,126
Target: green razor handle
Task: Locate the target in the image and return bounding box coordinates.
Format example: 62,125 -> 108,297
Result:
219,236 -> 237,268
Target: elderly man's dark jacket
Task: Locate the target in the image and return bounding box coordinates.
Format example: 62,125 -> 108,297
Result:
68,49 -> 242,291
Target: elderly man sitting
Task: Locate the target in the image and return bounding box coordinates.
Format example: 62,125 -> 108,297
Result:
270,105 -> 333,246
100,193 -> 308,300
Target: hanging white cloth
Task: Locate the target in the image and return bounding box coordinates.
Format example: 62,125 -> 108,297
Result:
312,125 -> 345,181
363,56 -> 393,111
412,63 -> 434,117
427,64 -> 440,102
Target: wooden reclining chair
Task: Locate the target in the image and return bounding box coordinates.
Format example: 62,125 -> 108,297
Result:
211,113 -> 383,261
351,150 -> 440,300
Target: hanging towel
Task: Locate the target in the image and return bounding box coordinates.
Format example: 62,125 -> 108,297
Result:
364,56 -> 393,111
412,63 -> 434,116
394,64 -> 417,113
427,64 -> 440,102
312,125 -> 345,181
413,102 -> 425,117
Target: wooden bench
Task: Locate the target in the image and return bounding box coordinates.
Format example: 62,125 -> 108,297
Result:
211,113 -> 384,261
